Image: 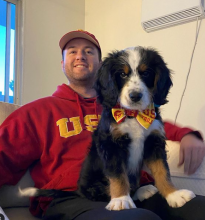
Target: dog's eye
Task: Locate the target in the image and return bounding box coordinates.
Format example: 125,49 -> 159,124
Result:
139,68 -> 154,77
141,71 -> 149,77
120,72 -> 128,78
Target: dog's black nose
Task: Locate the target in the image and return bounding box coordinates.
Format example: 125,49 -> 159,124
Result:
129,92 -> 143,102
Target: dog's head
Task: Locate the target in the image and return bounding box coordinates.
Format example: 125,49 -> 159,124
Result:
95,47 -> 172,110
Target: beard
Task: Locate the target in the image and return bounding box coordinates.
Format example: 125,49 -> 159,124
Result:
63,65 -> 97,86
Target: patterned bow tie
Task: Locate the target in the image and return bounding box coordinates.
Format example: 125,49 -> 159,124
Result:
111,103 -> 156,129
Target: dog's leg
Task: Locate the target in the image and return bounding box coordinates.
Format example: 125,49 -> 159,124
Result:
106,171 -> 136,211
144,132 -> 195,208
146,159 -> 195,207
95,125 -> 136,210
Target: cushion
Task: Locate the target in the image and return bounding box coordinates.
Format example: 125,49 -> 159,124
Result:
0,170 -> 34,208
4,207 -> 40,220
0,101 -> 20,124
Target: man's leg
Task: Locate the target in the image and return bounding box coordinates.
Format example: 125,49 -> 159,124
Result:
75,205 -> 161,220
135,193 -> 205,220
43,196 -> 161,220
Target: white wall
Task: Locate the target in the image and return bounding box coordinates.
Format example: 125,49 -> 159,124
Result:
85,0 -> 205,136
21,0 -> 85,104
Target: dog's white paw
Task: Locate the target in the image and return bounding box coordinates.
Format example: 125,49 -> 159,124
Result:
132,185 -> 158,201
106,195 -> 136,211
166,189 -> 196,208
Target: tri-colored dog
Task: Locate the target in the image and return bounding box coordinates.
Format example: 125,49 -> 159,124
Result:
20,46 -> 195,210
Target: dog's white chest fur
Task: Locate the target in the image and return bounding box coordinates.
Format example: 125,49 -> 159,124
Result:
117,118 -> 163,174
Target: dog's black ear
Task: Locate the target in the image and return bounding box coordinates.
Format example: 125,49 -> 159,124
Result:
153,57 -> 173,106
94,57 -> 119,109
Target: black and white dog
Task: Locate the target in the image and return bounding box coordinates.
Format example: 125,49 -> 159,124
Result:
20,46 -> 195,210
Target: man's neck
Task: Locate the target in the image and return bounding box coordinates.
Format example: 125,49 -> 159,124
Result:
68,83 -> 97,98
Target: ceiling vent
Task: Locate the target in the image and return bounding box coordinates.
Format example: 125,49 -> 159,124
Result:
141,0 -> 205,32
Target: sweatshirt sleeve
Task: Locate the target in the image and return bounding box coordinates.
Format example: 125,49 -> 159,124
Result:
164,121 -> 203,142
0,108 -> 42,187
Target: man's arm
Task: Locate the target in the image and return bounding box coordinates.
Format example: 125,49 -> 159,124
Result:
0,108 -> 41,187
164,121 -> 205,175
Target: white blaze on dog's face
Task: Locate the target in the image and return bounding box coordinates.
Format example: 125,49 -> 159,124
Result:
119,47 -> 152,111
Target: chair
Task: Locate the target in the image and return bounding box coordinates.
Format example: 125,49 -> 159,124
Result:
0,102 -> 204,220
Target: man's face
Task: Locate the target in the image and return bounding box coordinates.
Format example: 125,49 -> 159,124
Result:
61,38 -> 101,86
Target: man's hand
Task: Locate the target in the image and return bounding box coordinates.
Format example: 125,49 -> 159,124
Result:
178,134 -> 205,175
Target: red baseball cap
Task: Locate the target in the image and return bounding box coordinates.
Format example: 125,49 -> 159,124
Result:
59,29 -> 101,58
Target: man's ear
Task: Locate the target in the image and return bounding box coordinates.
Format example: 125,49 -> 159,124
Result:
61,60 -> 64,72
98,60 -> 102,69
95,60 -> 102,76
61,50 -> 65,71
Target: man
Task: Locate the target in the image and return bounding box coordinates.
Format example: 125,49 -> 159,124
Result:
0,30 -> 204,220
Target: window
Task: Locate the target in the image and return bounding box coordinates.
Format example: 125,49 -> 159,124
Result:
0,0 -> 20,104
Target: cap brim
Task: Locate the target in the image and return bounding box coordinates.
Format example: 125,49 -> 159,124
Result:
59,31 -> 100,51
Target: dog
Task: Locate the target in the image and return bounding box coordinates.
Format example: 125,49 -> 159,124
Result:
20,46 -> 195,210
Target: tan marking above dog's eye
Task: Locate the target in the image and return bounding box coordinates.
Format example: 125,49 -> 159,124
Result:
123,65 -> 129,74
139,64 -> 147,72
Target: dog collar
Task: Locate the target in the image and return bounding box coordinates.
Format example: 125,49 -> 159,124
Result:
112,103 -> 156,129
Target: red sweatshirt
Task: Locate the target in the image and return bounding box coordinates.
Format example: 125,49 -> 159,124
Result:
0,84 -> 200,216
0,84 -> 102,216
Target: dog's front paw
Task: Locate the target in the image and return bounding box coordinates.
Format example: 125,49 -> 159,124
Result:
166,189 -> 196,208
132,185 -> 158,201
106,195 -> 136,211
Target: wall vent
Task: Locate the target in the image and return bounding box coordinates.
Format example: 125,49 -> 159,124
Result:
141,0 -> 205,32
